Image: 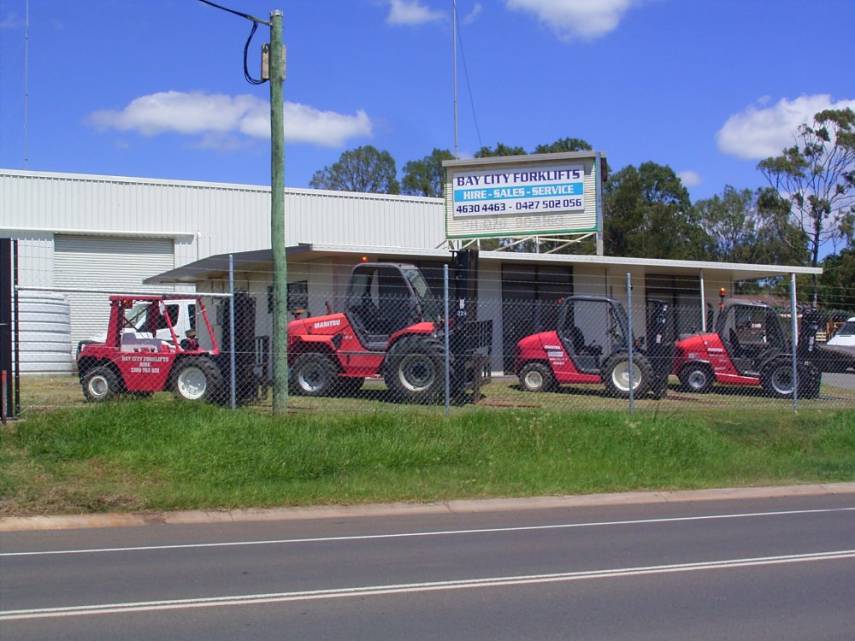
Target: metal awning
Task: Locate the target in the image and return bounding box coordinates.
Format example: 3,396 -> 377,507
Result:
145,243 -> 822,285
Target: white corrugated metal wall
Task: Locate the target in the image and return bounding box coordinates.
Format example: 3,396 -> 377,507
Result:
53,235 -> 176,348
1,169 -> 446,288
0,168 -> 445,372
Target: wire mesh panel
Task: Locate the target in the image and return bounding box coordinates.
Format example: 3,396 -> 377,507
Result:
10,257 -> 855,416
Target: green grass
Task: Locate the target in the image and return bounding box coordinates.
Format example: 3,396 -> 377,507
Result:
20,374 -> 855,415
2,398 -> 855,516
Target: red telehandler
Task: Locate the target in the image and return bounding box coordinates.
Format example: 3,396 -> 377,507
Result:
286,250 -> 491,403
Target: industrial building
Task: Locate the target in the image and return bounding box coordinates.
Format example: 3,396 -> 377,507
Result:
1,167 -> 821,374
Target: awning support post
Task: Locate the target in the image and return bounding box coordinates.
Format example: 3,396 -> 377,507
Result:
790,272 -> 799,414
228,253 -> 237,410
626,272 -> 634,414
699,270 -> 706,333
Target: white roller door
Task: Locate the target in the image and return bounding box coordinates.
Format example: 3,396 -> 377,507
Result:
54,235 -> 175,349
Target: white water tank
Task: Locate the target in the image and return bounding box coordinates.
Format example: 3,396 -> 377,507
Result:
18,291 -> 74,375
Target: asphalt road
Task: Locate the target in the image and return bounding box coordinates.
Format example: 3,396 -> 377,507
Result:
2,494 -> 855,640
825,373 -> 855,390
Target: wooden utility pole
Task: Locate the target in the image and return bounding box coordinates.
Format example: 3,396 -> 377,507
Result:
269,9 -> 288,414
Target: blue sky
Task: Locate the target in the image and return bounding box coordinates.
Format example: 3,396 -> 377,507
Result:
0,0 -> 853,200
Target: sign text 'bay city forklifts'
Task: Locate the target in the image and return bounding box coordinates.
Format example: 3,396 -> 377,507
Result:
452,164 -> 584,217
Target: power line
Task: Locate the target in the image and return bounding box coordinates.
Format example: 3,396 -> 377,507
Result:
196,0 -> 269,85
453,3 -> 483,150
196,0 -> 268,24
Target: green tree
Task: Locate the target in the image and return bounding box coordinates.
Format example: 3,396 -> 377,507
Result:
474,142 -> 526,158
758,108 -> 855,278
603,162 -> 706,259
694,186 -> 808,265
309,145 -> 400,194
818,247 -> 855,312
401,148 -> 454,198
533,137 -> 592,153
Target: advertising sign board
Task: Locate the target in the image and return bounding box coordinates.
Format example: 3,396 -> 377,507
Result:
443,151 -> 604,242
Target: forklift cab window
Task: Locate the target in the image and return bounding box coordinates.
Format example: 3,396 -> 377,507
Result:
377,267 -> 418,330
732,307 -> 768,345
347,265 -> 419,338
123,302 -> 151,334
401,267 -> 439,320
764,308 -> 786,349
561,301 -> 625,359
154,304 -> 180,331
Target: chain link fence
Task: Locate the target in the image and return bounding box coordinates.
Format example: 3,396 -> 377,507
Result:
8,256 -> 855,417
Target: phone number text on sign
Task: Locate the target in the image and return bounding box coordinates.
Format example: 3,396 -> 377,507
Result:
452,165 -> 585,217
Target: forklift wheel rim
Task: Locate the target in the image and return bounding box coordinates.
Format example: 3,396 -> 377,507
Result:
523,369 -> 544,391
88,374 -> 110,399
612,361 -> 643,392
686,368 -> 708,390
398,354 -> 436,393
177,366 -> 207,400
297,361 -> 327,393
770,366 -> 794,395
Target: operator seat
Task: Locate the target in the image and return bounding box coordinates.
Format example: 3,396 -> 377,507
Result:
567,325 -> 586,355
729,328 -> 743,357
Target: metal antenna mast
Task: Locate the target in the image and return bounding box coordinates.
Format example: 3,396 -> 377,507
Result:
23,0 -> 29,167
452,0 -> 458,157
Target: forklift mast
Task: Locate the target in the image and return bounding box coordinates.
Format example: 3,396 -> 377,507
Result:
448,249 -> 492,394
451,248 -> 479,324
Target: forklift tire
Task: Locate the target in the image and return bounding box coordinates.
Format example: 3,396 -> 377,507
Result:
602,352 -> 653,398
679,363 -> 714,393
290,353 -> 338,397
799,364 -> 822,399
172,357 -> 224,403
384,336 -> 445,403
518,362 -> 556,393
760,356 -> 814,399
82,366 -> 121,403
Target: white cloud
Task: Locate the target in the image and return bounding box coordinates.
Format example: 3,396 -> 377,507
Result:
505,0 -> 638,41
88,91 -> 373,148
677,170 -> 701,187
716,94 -> 855,160
463,3 -> 483,25
386,0 -> 444,25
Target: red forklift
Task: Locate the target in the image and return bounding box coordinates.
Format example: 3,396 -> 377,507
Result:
672,300 -> 822,398
286,250 -> 491,403
76,294 -> 259,404
513,296 -> 674,398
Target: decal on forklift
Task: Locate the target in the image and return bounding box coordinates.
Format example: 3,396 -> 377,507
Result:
120,354 -> 169,375
314,319 -> 341,329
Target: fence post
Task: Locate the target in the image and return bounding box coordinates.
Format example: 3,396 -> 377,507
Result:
790,272 -> 798,414
228,254 -> 237,410
626,272 -> 634,414
443,264 -> 450,417
12,239 -> 20,417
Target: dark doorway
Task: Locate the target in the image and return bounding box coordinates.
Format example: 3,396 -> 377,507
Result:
1,239 -> 14,419
501,264 -> 573,372
646,274 -> 710,340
